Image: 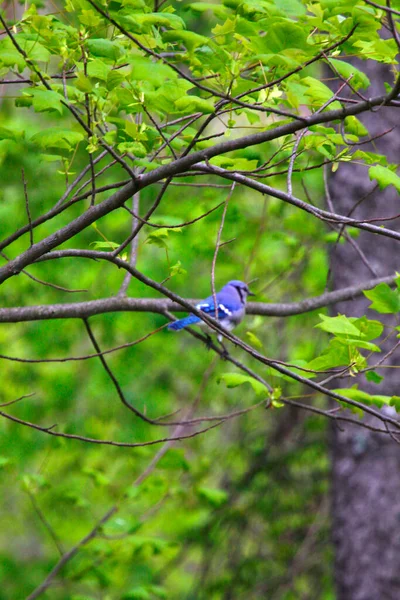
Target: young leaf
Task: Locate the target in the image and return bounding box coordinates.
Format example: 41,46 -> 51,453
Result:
365,371 -> 384,384
315,314 -> 361,336
350,316 -> 383,340
332,386 -> 392,410
119,12 -> 185,33
344,116 -> 369,137
169,261 -> 187,277
21,89 -> 64,115
87,58 -> 110,81
364,283 -> 400,313
162,30 -> 210,51
369,165 -> 400,192
87,38 -> 123,60
307,339 -> 366,372
90,241 -> 120,250
389,396 -> 400,412
30,128 -> 84,151
328,59 -> 370,90
219,373 -> 269,396
245,331 -> 263,349
175,96 -> 215,114
145,228 -> 181,249
196,486 -> 228,507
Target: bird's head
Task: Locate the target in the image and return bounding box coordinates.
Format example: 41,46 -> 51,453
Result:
225,280 -> 255,302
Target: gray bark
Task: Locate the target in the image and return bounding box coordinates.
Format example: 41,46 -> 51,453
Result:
329,58 -> 400,600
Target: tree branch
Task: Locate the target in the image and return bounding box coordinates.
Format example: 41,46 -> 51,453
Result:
0,85 -> 398,286
197,163 -> 400,243
0,272 -> 396,323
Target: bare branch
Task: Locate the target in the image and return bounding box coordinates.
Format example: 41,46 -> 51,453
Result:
25,506 -> 118,600
211,182 -> 235,317
197,163 -> 400,243
21,169 -> 33,247
0,407 -> 224,448
0,271 -> 397,323
25,249 -> 400,428
363,0 -> 400,16
0,84 -> 398,287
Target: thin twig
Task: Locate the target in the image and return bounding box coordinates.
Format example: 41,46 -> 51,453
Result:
211,182 -> 235,317
22,169 -> 33,247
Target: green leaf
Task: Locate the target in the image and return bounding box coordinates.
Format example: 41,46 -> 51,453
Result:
145,227 -> 182,249
30,128 -> 84,151
90,241 -> 120,251
369,165 -> 400,192
107,70 -> 125,91
122,587 -> 151,600
185,2 -> 230,19
163,30 -> 210,51
245,331 -> 263,349
302,76 -> 335,104
365,371 -> 384,384
390,396 -> 400,412
87,38 -> 123,60
209,156 -> 259,171
0,127 -> 24,141
119,12 -> 185,33
344,116 -> 368,137
79,8 -> 102,27
354,37 -> 398,65
175,96 -> 215,114
328,59 -> 370,90
271,386 -> 284,408
169,261 -> 187,277
130,536 -> 171,556
75,72 -> 93,93
117,141 -> 147,157
350,316 -> 383,340
219,373 -> 269,396
307,339 -> 366,372
259,19 -> 308,52
20,473 -> 49,493
364,283 -> 400,313
338,338 -> 380,352
274,0 -> 306,16
196,486 -> 228,507
315,314 -> 361,336
147,586 -> 167,600
15,36 -> 50,62
87,58 -> 111,81
157,448 -> 189,471
83,467 -> 110,486
332,386 -> 392,410
20,89 -> 64,115
127,56 -> 178,86
0,457 -> 11,469
0,44 -> 26,71
353,150 -> 388,165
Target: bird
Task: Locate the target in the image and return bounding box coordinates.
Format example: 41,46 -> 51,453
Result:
168,280 -> 255,338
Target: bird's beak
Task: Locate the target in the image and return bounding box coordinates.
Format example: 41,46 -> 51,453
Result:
248,289 -> 256,297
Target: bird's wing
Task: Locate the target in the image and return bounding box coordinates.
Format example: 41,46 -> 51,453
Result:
196,300 -> 233,321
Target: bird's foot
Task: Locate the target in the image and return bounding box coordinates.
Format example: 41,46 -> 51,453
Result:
204,334 -> 213,350
218,340 -> 230,360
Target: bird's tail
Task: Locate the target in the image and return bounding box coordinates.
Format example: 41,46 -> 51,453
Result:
168,315 -> 201,331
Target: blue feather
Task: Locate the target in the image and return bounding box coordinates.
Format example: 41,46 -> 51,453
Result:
199,303 -> 232,320
168,314 -> 201,331
168,280 -> 252,334
168,302 -> 233,331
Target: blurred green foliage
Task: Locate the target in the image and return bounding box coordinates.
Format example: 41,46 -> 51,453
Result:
0,0 -> 398,597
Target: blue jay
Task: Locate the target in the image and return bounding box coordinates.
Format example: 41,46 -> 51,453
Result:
168,280 -> 255,337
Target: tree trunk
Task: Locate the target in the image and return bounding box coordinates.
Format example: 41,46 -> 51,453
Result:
329,59 -> 400,600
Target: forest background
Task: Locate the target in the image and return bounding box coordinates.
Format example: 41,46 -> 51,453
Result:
1,0 -> 400,598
